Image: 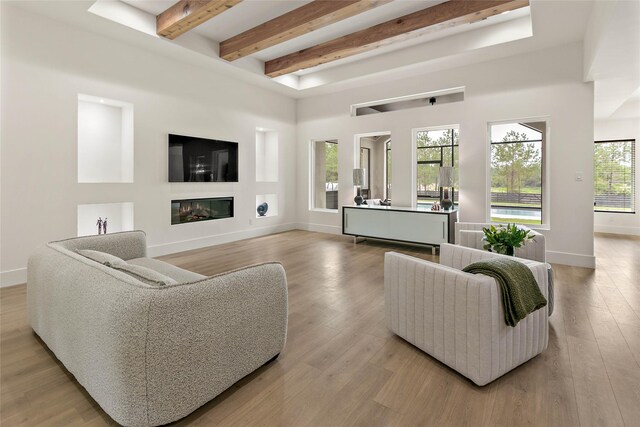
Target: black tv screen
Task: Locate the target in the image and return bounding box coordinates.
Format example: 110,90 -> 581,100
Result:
168,134 -> 238,182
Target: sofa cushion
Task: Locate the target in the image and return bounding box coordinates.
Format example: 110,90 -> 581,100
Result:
76,249 -> 125,266
109,263 -> 178,287
128,257 -> 206,283
77,249 -> 177,286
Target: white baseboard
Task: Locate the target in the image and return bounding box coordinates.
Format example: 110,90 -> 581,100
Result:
1,268 -> 27,288
594,224 -> 640,236
296,222 -> 342,235
547,251 -> 596,268
147,222 -> 299,257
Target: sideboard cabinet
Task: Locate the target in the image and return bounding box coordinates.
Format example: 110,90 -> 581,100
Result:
342,205 -> 458,249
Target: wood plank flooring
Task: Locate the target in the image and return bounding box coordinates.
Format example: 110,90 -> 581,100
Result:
1,231 -> 639,426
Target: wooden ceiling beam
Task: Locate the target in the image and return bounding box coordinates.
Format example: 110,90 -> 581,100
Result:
265,0 -> 529,77
157,0 -> 243,40
220,0 -> 391,62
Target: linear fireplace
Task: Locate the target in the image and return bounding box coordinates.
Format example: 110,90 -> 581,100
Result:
171,197 -> 233,225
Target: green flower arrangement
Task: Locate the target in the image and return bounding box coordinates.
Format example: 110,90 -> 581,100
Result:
482,224 -> 534,256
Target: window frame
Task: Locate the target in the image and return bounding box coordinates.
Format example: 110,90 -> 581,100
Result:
353,131 -> 391,201
593,139 -> 636,214
309,139 -> 339,213
487,119 -> 549,228
386,139 -> 392,199
412,125 -> 459,208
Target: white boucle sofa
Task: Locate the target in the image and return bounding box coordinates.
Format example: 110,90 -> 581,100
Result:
27,231 -> 288,427
385,243 -> 548,386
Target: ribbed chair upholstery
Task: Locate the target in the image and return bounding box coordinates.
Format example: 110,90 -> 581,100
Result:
384,244 -> 549,386
455,222 -> 546,263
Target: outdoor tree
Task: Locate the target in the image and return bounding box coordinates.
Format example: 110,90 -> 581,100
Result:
593,140 -> 634,211
325,142 -> 338,187
594,141 -> 633,194
491,130 -> 541,196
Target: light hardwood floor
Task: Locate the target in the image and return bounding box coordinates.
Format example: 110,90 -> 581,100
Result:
1,231 -> 639,426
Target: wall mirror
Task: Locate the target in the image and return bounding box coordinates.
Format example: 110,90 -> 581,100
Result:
355,132 -> 391,203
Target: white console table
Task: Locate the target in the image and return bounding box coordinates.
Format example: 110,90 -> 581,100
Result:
342,205 -> 458,252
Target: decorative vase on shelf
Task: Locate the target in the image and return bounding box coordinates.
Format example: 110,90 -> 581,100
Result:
257,202 -> 269,217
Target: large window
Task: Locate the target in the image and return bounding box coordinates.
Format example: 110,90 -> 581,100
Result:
594,139 -> 635,213
415,127 -> 458,206
490,122 -> 544,225
311,140 -> 338,210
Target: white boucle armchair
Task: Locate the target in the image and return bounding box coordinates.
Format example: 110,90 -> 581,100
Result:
384,244 -> 549,386
455,222 -> 546,262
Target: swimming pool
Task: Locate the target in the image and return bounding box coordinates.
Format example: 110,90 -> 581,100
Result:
491,207 -> 541,221
415,203 -> 542,222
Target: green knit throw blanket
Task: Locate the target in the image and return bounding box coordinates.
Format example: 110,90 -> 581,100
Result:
462,258 -> 547,327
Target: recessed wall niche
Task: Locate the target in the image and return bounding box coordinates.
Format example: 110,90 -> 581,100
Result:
78,94 -> 133,183
256,128 -> 278,182
256,194 -> 278,218
77,202 -> 134,237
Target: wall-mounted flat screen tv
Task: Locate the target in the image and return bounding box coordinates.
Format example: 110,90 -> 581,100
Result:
168,134 -> 238,182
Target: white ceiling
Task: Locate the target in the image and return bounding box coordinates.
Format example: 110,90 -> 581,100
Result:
584,0 -> 640,120
6,0 -> 640,120
120,0 -> 490,64
117,0 -> 531,75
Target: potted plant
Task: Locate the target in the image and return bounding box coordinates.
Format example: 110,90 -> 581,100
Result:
482,223 -> 534,256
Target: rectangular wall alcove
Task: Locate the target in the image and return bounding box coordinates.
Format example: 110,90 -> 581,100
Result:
256,194 -> 278,218
78,94 -> 134,183
256,128 -> 278,182
77,202 -> 134,237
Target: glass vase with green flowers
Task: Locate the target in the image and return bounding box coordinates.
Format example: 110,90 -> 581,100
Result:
482,224 -> 534,256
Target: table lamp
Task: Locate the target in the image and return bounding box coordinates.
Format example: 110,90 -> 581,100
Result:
353,168 -> 365,205
439,166 -> 454,210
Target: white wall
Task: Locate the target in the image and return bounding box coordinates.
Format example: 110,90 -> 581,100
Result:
594,118 -> 640,235
0,5 -> 297,286
297,42 -> 596,267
